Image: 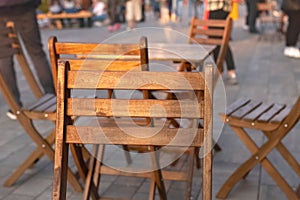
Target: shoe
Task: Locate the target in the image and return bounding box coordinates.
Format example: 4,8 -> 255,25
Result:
113,23 -> 120,31
108,25 -> 113,32
6,110 -> 17,120
243,25 -> 249,31
227,73 -> 238,85
284,47 -> 300,58
93,21 -> 103,27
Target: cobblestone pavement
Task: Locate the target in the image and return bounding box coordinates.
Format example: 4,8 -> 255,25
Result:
0,4 -> 299,200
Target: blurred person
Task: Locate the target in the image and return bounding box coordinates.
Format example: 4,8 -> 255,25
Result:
62,0 -> 84,27
107,0 -> 123,32
175,0 -> 184,21
206,0 -> 239,84
91,0 -> 108,26
126,0 -> 142,30
49,0 -> 63,14
244,0 -> 265,33
166,0 -> 173,19
0,0 -> 55,119
150,0 -> 161,20
49,0 -> 64,27
281,0 -> 300,58
188,0 -> 204,20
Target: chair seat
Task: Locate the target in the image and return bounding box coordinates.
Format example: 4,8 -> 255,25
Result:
220,97 -> 292,131
23,93 -> 56,121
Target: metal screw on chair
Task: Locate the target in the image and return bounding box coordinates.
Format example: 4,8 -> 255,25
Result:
42,144 -> 46,148
284,123 -> 288,128
255,156 -> 259,160
45,113 -> 48,118
226,118 -> 229,122
251,122 -> 255,126
16,110 -> 20,115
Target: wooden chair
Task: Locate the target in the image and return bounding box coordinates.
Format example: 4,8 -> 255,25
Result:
178,16 -> 233,75
175,17 -> 232,154
216,97 -> 300,199
49,36 -> 207,199
52,60 -> 214,200
256,0 -> 283,40
0,21 -> 82,191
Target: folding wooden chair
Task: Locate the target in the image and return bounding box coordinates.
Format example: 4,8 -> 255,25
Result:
178,16 -> 233,75
0,21 -> 82,191
48,35 -> 149,183
52,60 -> 214,200
174,17 -> 233,155
49,36 -> 209,199
217,97 -> 300,200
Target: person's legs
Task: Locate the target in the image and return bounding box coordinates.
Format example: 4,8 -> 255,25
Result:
285,11 -> 300,47
244,0 -> 250,29
283,11 -> 300,58
209,10 -> 238,84
175,0 -> 183,21
14,9 -> 55,94
248,0 -> 258,33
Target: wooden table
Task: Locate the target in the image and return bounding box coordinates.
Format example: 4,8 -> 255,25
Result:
148,43 -> 216,63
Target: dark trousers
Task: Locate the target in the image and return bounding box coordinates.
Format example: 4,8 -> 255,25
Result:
0,7 -> 55,105
209,9 -> 236,71
285,11 -> 300,46
245,0 -> 258,31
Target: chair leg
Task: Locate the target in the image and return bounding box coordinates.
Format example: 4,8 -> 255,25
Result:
185,147 -> 195,200
70,144 -> 89,182
264,131 -> 300,177
4,145 -> 45,187
149,146 -> 167,200
148,174 -> 157,200
83,145 -> 101,200
217,126 -> 299,199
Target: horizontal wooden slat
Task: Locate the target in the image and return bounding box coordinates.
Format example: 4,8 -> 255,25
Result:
231,100 -> 262,119
67,71 -> 206,90
190,38 -> 223,46
193,19 -> 227,27
243,102 -> 273,121
59,59 -> 142,71
269,105 -> 292,123
66,125 -> 204,147
258,103 -> 285,122
55,43 -> 140,55
193,29 -> 224,37
67,98 -> 203,118
25,94 -> 56,111
224,97 -> 250,116
100,165 -> 189,181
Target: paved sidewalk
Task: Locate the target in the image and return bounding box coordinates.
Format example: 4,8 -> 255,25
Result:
0,4 -> 299,200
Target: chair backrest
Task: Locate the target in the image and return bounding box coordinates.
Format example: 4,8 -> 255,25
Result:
48,36 -> 149,91
188,17 -> 233,73
52,60 -> 214,199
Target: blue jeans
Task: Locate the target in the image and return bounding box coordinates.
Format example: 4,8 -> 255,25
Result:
92,14 -> 108,22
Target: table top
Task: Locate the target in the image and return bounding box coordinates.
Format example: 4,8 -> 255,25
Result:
148,43 -> 216,63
